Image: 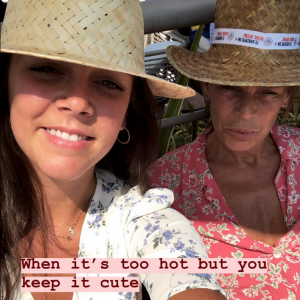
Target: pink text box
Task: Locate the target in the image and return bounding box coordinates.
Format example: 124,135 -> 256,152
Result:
21,276 -> 139,292
21,258 -> 268,274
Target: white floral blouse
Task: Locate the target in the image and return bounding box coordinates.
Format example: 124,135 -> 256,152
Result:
13,169 -> 227,300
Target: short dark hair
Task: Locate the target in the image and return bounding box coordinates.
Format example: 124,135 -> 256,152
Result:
0,52 -> 160,299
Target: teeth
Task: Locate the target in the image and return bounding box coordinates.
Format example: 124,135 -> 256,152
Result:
56,130 -> 62,138
70,134 -> 77,142
46,128 -> 88,142
61,132 -> 70,140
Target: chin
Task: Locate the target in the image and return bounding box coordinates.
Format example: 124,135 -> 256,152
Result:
32,157 -> 96,182
224,139 -> 255,152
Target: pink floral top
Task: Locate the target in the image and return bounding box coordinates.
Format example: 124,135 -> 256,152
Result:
148,125 -> 300,300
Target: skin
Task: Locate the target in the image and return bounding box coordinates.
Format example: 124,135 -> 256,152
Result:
204,83 -> 290,247
9,55 -> 226,300
9,55 -> 132,224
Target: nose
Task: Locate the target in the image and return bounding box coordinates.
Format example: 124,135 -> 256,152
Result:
234,94 -> 257,120
55,81 -> 94,117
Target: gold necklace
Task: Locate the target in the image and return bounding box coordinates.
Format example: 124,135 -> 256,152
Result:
40,175 -> 97,241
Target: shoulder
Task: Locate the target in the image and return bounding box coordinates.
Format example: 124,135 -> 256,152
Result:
271,124 -> 300,141
271,125 -> 300,163
156,130 -> 208,165
109,186 -> 174,223
94,169 -> 174,218
95,168 -> 130,195
148,130 -> 208,188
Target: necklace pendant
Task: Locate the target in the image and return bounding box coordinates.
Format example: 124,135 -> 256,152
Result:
67,236 -> 72,241
69,226 -> 75,236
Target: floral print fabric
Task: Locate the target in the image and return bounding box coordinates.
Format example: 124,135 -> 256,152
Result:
148,125 -> 300,300
16,169 -> 226,300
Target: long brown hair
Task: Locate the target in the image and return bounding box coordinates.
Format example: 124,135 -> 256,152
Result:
98,76 -> 160,191
0,52 -> 160,299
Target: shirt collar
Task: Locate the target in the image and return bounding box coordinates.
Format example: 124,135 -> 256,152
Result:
271,124 -> 300,164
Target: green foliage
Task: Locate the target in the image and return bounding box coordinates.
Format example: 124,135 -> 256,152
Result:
276,105 -> 300,127
158,25 -> 205,157
168,115 -> 211,152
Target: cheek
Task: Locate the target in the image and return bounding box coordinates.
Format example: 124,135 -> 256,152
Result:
9,71 -> 53,123
94,96 -> 129,127
9,92 -> 52,140
210,98 -> 232,127
258,102 -> 281,120
10,95 -> 41,138
91,97 -> 129,153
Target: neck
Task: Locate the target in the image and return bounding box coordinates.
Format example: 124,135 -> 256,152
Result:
36,168 -> 96,226
206,132 -> 278,167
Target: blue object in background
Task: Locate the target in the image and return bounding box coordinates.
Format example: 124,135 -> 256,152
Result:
189,24 -> 210,44
210,23 -> 215,44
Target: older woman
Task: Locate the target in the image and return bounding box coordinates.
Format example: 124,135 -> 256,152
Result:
148,0 -> 300,299
0,0 -> 229,300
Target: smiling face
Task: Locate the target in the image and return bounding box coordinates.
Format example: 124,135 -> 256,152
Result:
8,54 -> 133,182
204,83 -> 290,152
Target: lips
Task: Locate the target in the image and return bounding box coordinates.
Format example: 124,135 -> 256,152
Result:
43,127 -> 93,142
227,129 -> 257,134
46,128 -> 88,142
42,127 -> 94,150
225,128 -> 257,139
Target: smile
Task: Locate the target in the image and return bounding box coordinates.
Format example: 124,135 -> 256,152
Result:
46,128 -> 90,142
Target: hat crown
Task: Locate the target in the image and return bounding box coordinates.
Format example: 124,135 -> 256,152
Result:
1,0 -> 145,73
166,0 -> 300,87
214,0 -> 300,33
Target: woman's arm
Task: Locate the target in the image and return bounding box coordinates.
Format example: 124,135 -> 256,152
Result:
169,289 -> 227,300
120,187 -> 228,300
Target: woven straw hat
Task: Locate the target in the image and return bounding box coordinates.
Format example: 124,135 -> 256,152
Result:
166,0 -> 300,86
0,0 -> 195,99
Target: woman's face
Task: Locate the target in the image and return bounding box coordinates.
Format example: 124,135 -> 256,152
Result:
8,55 -> 133,181
204,83 -> 290,152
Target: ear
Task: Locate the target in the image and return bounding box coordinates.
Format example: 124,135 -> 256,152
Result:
120,118 -> 126,131
203,82 -> 211,99
281,87 -> 292,108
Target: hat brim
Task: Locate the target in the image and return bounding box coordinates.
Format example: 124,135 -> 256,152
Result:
166,45 -> 300,87
1,47 -> 195,99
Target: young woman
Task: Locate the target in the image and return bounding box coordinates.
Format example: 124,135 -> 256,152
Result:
0,0 -> 228,300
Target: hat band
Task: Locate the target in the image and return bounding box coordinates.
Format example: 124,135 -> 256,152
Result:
213,28 -> 300,51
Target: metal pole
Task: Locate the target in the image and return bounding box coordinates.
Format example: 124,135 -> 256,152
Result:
141,0 -> 216,34
160,109 -> 209,129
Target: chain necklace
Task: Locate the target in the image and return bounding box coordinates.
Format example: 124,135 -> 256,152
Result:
40,175 -> 97,241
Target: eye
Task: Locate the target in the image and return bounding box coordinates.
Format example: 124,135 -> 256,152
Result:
262,91 -> 277,95
28,65 -> 63,76
95,80 -> 125,91
221,85 -> 236,91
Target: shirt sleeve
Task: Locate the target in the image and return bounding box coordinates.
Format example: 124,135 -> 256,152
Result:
122,187 -> 227,300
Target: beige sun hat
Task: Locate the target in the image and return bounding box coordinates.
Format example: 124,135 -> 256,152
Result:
0,0 -> 195,99
166,0 -> 300,86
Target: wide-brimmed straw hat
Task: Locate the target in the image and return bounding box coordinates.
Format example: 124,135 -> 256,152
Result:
166,0 -> 300,86
0,0 -> 195,99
